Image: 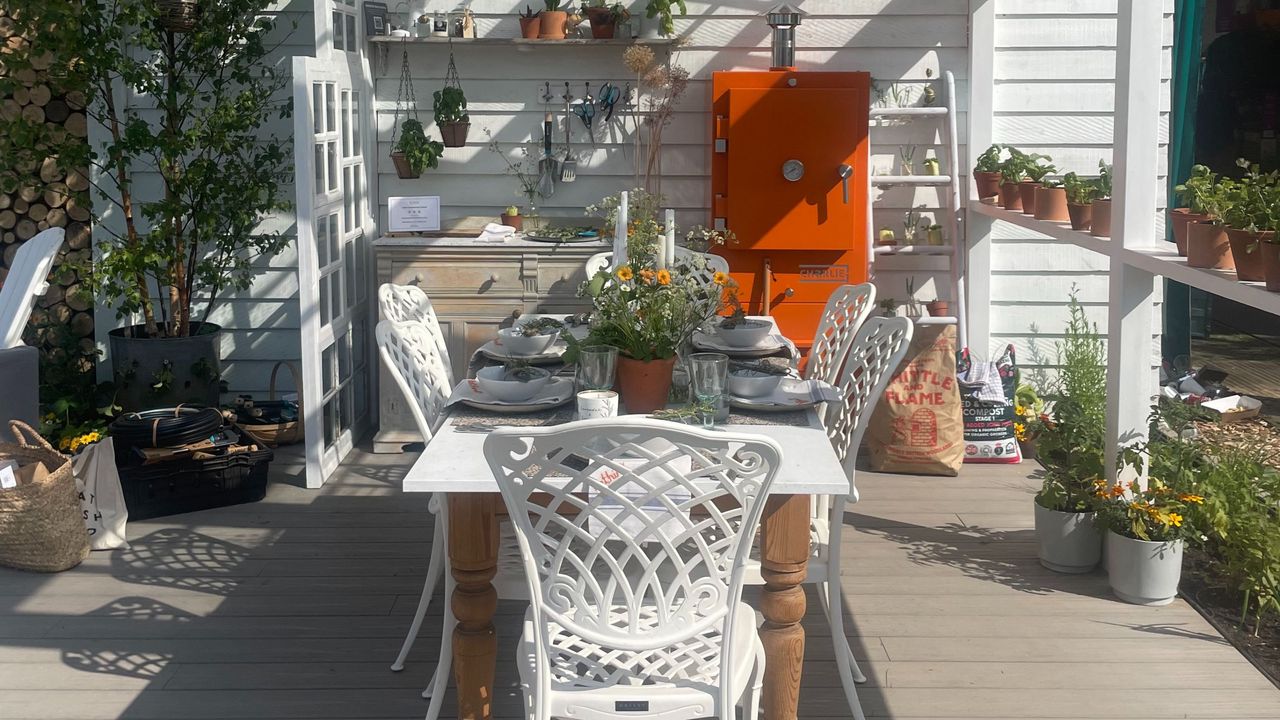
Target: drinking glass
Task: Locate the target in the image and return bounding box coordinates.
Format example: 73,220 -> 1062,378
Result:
577,345 -> 619,392
689,353 -> 729,427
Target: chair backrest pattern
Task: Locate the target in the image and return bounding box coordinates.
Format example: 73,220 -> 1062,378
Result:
0,228 -> 64,349
375,320 -> 453,442
806,283 -> 876,386
484,418 -> 781,689
378,283 -> 452,384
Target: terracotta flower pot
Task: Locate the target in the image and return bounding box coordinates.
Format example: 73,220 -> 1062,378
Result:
500,213 -> 523,231
974,171 -> 1002,200
519,15 -> 542,39
616,355 -> 676,414
1261,241 -> 1280,292
1033,187 -> 1070,222
1090,198 -> 1112,238
439,121 -> 469,148
539,10 -> 568,38
1170,208 -> 1211,257
998,182 -> 1023,212
585,7 -> 616,38
925,300 -> 949,317
1186,222 -> 1234,270
1018,180 -> 1039,216
1226,228 -> 1272,282
1067,202 -> 1093,231
390,151 -> 419,180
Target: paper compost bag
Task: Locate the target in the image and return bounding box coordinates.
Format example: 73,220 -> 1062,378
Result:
867,324 -> 964,476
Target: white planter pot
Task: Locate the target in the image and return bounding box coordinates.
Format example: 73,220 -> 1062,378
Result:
1105,531 -> 1184,606
1034,503 -> 1102,573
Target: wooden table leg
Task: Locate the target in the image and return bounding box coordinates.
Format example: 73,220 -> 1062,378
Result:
449,493 -> 500,720
759,494 -> 810,720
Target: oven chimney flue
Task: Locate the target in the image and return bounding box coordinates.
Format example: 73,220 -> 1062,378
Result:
765,3 -> 804,70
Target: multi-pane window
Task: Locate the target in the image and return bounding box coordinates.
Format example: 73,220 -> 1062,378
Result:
332,0 -> 357,54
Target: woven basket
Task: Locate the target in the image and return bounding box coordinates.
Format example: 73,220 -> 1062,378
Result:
158,0 -> 199,33
0,421 -> 89,573
235,362 -> 303,448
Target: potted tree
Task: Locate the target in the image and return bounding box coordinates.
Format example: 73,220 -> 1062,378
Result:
1034,178 -> 1070,222
1171,165 -> 1217,256
391,119 -> 444,179
1018,154 -> 1056,216
997,147 -> 1030,211
1089,161 -> 1114,238
1063,172 -> 1100,230
3,0 -> 291,412
1222,159 -> 1279,283
518,5 -> 541,38
1096,476 -> 1203,606
434,86 -> 470,148
539,0 -> 568,39
973,144 -> 1004,200
586,1 -> 628,38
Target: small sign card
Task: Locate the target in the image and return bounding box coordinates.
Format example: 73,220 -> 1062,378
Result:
388,196 -> 441,233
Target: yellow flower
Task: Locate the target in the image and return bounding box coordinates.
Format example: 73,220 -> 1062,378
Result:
1167,512 -> 1183,527
58,438 -> 71,451
615,265 -> 634,282
712,271 -> 729,286
656,269 -> 672,286
1179,494 -> 1204,504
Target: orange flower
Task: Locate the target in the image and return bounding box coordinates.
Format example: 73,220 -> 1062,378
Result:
639,269 -> 656,284
656,269 -> 672,286
615,265 -> 634,282
712,271 -> 729,286
1179,494 -> 1205,504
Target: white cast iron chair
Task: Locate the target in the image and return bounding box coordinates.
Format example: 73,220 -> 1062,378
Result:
804,283 -> 876,387
379,283 -> 453,385
741,315 -> 913,720
0,227 -> 65,349
483,417 -> 783,720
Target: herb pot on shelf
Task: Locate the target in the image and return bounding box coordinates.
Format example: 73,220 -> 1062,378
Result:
615,355 -> 676,415
1067,202 -> 1093,231
1018,180 -> 1039,216
1225,228 -> 1272,282
519,14 -> 542,38
585,7 -> 617,38
1260,241 -> 1280,292
439,121 -> 470,148
391,151 -> 420,180
500,212 -> 523,231
1033,186 -> 1070,222
539,10 -> 568,38
998,182 -> 1023,212
924,300 -> 949,317
1090,198 -> 1112,238
1186,222 -> 1234,270
1034,503 -> 1101,574
1106,531 -> 1184,606
1169,208 -> 1211,256
974,171 -> 1002,200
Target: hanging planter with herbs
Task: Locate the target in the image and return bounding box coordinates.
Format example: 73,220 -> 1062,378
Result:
390,45 -> 443,179
435,47 -> 470,148
158,0 -> 200,33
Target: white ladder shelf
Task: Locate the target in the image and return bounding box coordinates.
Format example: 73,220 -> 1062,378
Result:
867,70 -> 967,349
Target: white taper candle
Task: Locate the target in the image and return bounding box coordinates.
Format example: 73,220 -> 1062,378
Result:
614,191 -> 629,267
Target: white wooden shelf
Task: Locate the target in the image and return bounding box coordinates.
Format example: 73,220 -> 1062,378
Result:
873,244 -> 953,256
368,35 -> 674,46
971,200 -> 1280,317
915,316 -> 958,326
872,175 -> 952,186
869,107 -> 949,118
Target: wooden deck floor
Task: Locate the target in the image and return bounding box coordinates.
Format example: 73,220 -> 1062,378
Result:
2,445 -> 1278,719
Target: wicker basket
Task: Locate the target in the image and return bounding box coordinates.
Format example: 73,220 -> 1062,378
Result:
158,0 -> 200,33
0,421 -> 89,573
234,361 -> 303,448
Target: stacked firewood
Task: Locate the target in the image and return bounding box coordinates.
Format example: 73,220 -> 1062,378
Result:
0,9 -> 94,355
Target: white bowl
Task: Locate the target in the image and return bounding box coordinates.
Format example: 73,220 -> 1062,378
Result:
714,319 -> 773,348
475,365 -> 551,402
728,369 -> 782,398
497,327 -> 561,356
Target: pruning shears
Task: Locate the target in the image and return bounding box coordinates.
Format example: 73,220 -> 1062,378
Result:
597,82 -> 621,122
572,81 -> 597,144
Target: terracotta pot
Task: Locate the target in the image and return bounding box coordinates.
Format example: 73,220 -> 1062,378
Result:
974,171 -> 1001,200
539,10 -> 567,38
390,152 -> 419,180
998,182 -> 1023,211
1170,208 -> 1211,257
1226,228 -> 1272,282
616,355 -> 676,414
1067,202 -> 1093,231
585,7 -> 616,38
1018,181 -> 1039,216
500,213 -> 523,231
925,300 -> 949,317
1186,222 -> 1234,270
519,15 -> 542,39
1090,198 -> 1112,238
439,121 -> 469,148
1033,187 -> 1070,222
1261,241 -> 1280,292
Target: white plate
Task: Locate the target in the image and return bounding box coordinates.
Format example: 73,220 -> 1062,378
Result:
729,395 -> 818,412
728,379 -> 839,412
456,377 -> 576,413
477,338 -> 568,363
691,330 -> 789,358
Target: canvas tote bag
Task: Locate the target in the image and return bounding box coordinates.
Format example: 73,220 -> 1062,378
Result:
72,436 -> 130,550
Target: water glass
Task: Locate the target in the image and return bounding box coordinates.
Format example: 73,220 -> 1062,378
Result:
689,353 -> 729,427
577,345 -> 618,392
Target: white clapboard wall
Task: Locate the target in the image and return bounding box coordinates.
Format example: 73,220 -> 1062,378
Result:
986,0 -> 1173,386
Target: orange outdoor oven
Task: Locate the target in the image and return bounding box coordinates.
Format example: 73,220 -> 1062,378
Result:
710,5 -> 870,353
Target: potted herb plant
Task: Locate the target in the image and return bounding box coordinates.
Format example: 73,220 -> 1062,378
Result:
1089,161 -> 1114,238
922,156 -> 941,176
925,224 -> 944,246
1260,179 -> 1280,291
877,226 -> 897,247
973,144 -> 1004,200
1019,154 -> 1056,216
1063,172 -> 1099,230
1034,178 -> 1070,222
644,0 -> 686,37
392,119 -> 444,179
1,0 -> 291,411
539,0 -> 568,39
485,129 -> 546,230
1186,173 -> 1235,270
586,1 -> 628,38
1096,477 -> 1203,605
1171,164 -> 1217,256
518,5 -> 541,38
997,147 -> 1030,211
1222,159 -> 1279,283
434,86 -> 470,148
501,205 -> 523,231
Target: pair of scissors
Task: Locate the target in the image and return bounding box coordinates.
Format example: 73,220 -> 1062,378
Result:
597,82 -> 621,122
572,81 -> 597,144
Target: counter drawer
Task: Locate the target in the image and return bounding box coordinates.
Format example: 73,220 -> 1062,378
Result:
537,260 -> 589,298
388,260 -> 524,296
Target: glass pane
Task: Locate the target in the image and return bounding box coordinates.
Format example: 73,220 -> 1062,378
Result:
343,165 -> 353,230
315,213 -> 328,266
313,143 -> 324,190
323,399 -> 336,447
330,272 -> 343,320
322,346 -> 335,395
326,141 -> 338,192
328,211 -> 340,262
332,12 -> 344,56
312,83 -> 322,134
354,231 -> 367,303
344,239 -> 356,309
319,275 -> 331,327
352,92 -> 361,155
340,384 -> 353,431
338,332 -> 352,380
325,83 -> 336,134
341,91 -> 351,157
352,317 -> 367,370
344,15 -> 356,52
354,369 -> 367,422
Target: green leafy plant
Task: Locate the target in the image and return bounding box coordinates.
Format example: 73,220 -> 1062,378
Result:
587,0 -> 630,20
394,119 -> 444,174
974,144 -> 1005,173
433,86 -> 469,125
645,0 -> 687,36
1023,154 -> 1057,182
1095,160 -> 1114,199
1093,476 -> 1207,543
1222,158 -> 1280,234
1174,164 -> 1218,216
0,0 -> 294,339
1063,172 -> 1100,205
998,147 -> 1052,184
544,0 -> 563,11
520,5 -> 540,18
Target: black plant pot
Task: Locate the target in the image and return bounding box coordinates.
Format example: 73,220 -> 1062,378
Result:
109,322 -> 223,412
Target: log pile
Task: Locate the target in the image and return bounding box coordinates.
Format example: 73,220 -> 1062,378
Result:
0,8 -> 94,359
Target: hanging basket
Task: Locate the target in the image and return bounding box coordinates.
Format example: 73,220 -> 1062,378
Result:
158,0 -> 200,33
390,44 -> 422,177
435,44 -> 469,148
234,362 -> 304,448
439,121 -> 470,148
0,421 -> 89,573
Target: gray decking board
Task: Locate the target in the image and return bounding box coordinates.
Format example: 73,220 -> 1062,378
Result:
0,447 -> 1276,719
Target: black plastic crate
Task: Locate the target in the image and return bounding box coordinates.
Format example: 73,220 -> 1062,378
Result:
118,447 -> 274,520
